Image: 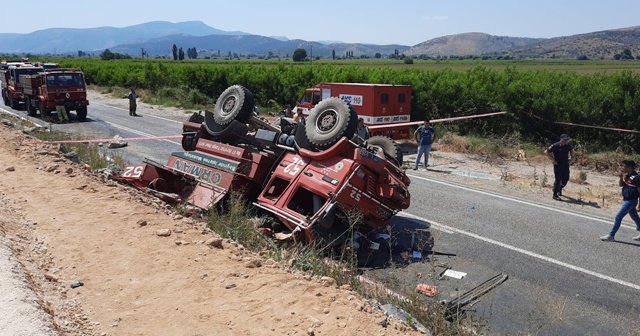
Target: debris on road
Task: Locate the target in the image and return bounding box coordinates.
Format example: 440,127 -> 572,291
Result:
416,284 -> 439,297
443,269 -> 467,279
444,273 -> 509,319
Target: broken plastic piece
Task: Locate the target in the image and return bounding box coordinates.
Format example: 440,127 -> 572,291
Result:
443,270 -> 467,279
416,284 -> 439,297
412,251 -> 422,259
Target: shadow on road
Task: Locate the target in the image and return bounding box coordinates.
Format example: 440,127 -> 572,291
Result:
560,195 -> 601,209
613,240 -> 640,247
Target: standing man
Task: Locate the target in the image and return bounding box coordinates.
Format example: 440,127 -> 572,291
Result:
600,160 -> 640,241
356,118 -> 370,140
55,98 -> 69,123
413,119 -> 437,170
128,88 -> 138,116
545,134 -> 575,200
281,104 -> 293,118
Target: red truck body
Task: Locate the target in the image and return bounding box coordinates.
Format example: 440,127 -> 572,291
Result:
21,68 -> 89,120
2,64 -> 42,109
294,83 -> 413,139
114,85 -> 411,245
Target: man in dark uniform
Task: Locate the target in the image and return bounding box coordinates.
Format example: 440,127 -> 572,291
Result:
545,134 -> 575,200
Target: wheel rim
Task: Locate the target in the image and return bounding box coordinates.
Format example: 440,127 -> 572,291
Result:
315,109 -> 340,135
220,95 -> 238,118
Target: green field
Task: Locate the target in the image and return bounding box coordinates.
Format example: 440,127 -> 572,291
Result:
20,56 -> 640,153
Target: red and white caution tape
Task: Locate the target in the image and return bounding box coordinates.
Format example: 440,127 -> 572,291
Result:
554,121 -> 640,134
21,135 -> 182,145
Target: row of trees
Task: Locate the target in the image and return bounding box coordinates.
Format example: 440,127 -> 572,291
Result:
59,59 -> 640,152
170,45 -> 198,61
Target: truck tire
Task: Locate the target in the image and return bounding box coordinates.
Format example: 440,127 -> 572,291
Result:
76,107 -> 88,121
213,85 -> 255,125
2,92 -> 8,106
367,136 -> 403,166
203,110 -> 249,143
9,96 -> 20,110
181,131 -> 201,151
25,98 -> 36,117
304,97 -> 357,150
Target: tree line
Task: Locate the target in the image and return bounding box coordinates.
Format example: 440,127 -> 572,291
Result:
58,59 -> 640,152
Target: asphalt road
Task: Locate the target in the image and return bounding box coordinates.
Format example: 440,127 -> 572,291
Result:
2,102 -> 639,335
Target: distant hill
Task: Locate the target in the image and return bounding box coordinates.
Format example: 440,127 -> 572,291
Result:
104,34 -> 410,58
406,27 -> 640,59
3,20 -> 640,59
506,26 -> 640,59
0,21 -> 249,54
405,32 -> 546,56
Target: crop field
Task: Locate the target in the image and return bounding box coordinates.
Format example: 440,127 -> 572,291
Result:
29,57 -> 640,153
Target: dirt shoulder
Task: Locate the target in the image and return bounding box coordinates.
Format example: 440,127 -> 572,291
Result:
0,124 -> 422,335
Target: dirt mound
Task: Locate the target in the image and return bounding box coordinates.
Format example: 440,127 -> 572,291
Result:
0,124 -> 421,335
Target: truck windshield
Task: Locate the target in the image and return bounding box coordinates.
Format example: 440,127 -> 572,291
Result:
12,68 -> 41,79
46,74 -> 84,87
299,91 -> 312,104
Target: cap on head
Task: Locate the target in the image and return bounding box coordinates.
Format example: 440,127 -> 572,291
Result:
560,134 -> 569,140
623,159 -> 636,168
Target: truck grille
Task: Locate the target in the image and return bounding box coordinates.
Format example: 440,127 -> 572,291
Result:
367,176 -> 378,194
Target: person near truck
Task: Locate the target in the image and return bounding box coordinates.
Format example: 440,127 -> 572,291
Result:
413,119 -> 436,170
128,88 -> 138,116
545,134 -> 575,200
357,118 -> 370,140
281,104 -> 293,118
55,99 -> 69,123
600,159 -> 640,242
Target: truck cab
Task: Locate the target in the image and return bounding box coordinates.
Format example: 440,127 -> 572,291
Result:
21,68 -> 89,120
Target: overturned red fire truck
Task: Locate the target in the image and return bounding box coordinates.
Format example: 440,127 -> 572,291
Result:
114,85 -> 411,244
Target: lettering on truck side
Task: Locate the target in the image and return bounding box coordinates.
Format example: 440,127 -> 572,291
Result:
173,159 -> 223,185
338,94 -> 363,106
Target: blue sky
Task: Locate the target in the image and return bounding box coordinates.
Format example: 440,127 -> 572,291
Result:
9,0 -> 640,45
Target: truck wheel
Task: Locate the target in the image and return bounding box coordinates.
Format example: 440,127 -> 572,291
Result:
304,97 -> 356,150
9,96 -> 20,110
213,85 -> 255,125
25,99 -> 37,117
2,92 -> 8,106
76,107 -> 88,121
367,136 -> 403,166
181,132 -> 200,151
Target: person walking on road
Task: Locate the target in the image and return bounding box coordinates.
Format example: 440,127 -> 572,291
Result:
545,134 -> 575,200
600,159 -> 640,241
128,88 -> 138,116
413,119 -> 437,170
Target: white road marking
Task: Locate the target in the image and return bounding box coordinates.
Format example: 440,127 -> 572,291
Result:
92,102 -> 185,124
103,121 -> 181,146
400,211 -> 640,291
408,174 -> 638,231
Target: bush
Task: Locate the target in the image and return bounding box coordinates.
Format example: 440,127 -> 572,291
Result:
404,58 -> 414,64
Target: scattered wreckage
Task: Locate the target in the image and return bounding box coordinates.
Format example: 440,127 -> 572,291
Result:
113,85 -> 411,245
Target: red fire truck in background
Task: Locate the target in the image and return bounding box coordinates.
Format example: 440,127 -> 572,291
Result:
2,64 -> 43,110
21,68 -> 89,121
294,83 -> 413,139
